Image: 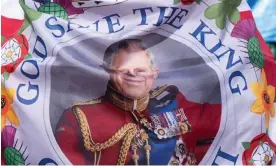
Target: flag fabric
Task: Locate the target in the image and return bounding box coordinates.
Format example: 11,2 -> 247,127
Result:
1,0 -> 276,165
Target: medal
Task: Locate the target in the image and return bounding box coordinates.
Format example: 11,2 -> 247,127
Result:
140,118 -> 153,130
169,159 -> 180,166
154,127 -> 168,139
175,138 -> 187,162
186,152 -> 197,165
177,122 -> 191,134
150,107 -> 191,139
150,114 -> 162,128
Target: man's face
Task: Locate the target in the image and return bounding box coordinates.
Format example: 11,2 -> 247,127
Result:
110,49 -> 158,100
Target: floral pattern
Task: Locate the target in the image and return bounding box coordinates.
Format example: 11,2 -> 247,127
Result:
231,18 -> 264,68
38,2 -> 68,20
1,85 -> 19,131
180,0 -> 195,5
251,142 -> 275,165
2,126 -> 29,165
1,0 -> 41,80
238,11 -> 276,102
1,16 -> 24,38
204,0 -> 241,29
1,34 -> 29,79
53,0 -> 84,16
242,133 -> 276,165
250,69 -> 275,130
173,0 -> 201,5
34,0 -> 84,17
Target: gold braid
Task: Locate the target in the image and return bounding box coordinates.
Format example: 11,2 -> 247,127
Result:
70,98 -> 101,108
117,128 -> 137,165
73,106 -> 138,165
150,85 -> 168,98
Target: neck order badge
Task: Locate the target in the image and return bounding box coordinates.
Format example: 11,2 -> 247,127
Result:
1,0 -> 276,165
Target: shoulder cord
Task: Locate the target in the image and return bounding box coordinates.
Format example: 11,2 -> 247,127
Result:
73,106 -> 138,165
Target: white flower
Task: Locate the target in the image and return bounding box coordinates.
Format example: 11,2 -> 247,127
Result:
1,39 -> 21,66
251,142 -> 275,165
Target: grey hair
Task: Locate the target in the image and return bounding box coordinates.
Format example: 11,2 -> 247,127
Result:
103,39 -> 155,68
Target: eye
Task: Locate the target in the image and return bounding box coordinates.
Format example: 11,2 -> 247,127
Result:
136,69 -> 146,73
119,69 -> 128,74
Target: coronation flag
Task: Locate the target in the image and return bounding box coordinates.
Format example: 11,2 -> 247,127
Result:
1,0 -> 276,165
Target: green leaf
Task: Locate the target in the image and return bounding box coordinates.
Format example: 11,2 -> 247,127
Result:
234,0 -> 242,7
1,36 -> 5,43
17,20 -> 31,34
215,13 -> 227,29
228,8 -> 240,24
174,0 -> 180,4
260,141 -> 264,146
242,142 -> 251,150
249,159 -> 254,164
24,53 -> 32,59
19,0 -> 42,22
3,72 -> 10,80
204,3 -> 221,19
196,0 -> 202,4
222,0 -> 242,7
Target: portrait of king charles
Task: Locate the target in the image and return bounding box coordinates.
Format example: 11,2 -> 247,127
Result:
55,39 -> 222,165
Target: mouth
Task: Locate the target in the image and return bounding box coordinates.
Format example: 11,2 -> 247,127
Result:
123,77 -> 145,85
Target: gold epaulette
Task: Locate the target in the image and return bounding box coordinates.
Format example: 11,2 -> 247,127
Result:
69,98 -> 102,108
150,85 -> 169,98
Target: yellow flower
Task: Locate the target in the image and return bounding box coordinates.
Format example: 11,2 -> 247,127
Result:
1,85 -> 19,131
250,69 -> 275,129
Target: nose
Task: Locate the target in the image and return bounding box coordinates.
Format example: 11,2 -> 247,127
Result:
127,69 -> 136,76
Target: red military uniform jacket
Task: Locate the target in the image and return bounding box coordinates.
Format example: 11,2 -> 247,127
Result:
55,85 -> 221,165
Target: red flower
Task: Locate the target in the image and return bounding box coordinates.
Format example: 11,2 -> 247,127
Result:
242,133 -> 276,165
1,34 -> 28,74
1,16 -> 24,38
181,0 -> 195,5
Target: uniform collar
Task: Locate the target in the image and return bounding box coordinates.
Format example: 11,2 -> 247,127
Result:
105,84 -> 149,113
